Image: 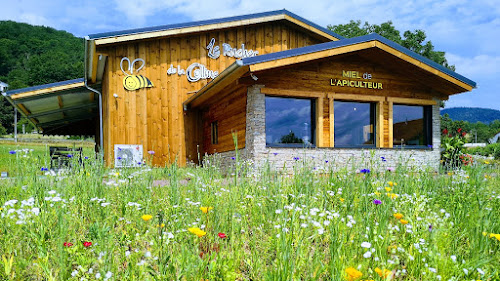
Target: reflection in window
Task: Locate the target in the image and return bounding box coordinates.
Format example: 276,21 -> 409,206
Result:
265,96 -> 315,147
334,101 -> 375,147
393,105 -> 432,146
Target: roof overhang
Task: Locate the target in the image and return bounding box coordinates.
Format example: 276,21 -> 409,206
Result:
88,10 -> 343,46
184,33 -> 476,109
3,78 -> 99,135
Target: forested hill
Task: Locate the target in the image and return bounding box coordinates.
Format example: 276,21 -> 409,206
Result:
441,107 -> 500,124
0,21 -> 83,90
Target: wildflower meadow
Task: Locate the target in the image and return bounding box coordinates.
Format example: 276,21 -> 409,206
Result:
1,145 -> 499,280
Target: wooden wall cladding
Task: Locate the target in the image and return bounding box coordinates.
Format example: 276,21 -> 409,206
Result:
201,85 -> 247,155
252,50 -> 449,100
98,22 -> 325,166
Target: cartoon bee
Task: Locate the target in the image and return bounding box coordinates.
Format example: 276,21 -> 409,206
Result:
120,57 -> 154,91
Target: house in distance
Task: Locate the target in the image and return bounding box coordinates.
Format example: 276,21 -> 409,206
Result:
3,10 -> 476,170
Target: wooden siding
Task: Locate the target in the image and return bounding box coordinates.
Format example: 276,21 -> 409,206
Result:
98,22 -> 326,166
201,84 -> 247,154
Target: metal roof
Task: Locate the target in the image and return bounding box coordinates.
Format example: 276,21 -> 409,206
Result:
3,78 -> 98,135
240,33 -> 476,88
88,9 -> 343,40
4,78 -> 85,96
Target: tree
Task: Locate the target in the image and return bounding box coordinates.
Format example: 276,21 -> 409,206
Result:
280,131 -> 303,144
328,20 -> 455,71
0,21 -> 84,132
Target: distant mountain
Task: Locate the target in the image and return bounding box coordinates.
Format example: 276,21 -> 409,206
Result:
440,107 -> 500,124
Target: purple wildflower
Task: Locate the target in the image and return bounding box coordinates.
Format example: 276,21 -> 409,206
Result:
41,167 -> 48,171
359,169 -> 370,173
373,199 -> 382,205
148,150 -> 155,155
293,157 -> 300,161
428,224 -> 433,232
231,157 -> 235,160
9,150 -> 16,154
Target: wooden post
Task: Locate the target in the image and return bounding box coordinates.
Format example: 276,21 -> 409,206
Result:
316,97 -> 323,147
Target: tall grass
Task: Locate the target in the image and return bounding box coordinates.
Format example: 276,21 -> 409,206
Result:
0,146 -> 499,280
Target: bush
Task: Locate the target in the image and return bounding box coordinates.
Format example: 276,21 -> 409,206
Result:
468,143 -> 500,159
0,124 -> 7,136
441,127 -> 468,169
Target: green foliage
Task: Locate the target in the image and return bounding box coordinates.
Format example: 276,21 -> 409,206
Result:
0,124 -> 6,136
441,114 -> 500,143
280,130 -> 303,143
441,127 -> 468,169
0,95 -> 15,134
328,20 -> 454,70
468,143 -> 500,160
0,21 -> 84,131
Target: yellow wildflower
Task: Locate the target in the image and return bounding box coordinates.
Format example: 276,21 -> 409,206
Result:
482,232 -> 488,236
386,193 -> 398,199
200,207 -> 213,214
394,213 -> 403,220
494,234 -> 500,241
484,161 -> 490,164
385,187 -> 392,192
374,192 -> 381,196
188,227 -> 207,237
387,181 -> 397,187
400,219 -> 409,225
345,267 -> 362,281
340,198 -> 345,203
375,267 -> 391,278
141,215 -> 153,221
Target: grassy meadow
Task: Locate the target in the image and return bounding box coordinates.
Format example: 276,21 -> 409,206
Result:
0,144 -> 499,280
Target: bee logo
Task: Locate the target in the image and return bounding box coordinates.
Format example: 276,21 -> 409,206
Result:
120,57 -> 154,91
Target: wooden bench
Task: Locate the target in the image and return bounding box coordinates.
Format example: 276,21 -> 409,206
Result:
49,146 -> 83,169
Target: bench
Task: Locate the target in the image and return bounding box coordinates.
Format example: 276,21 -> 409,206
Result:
49,146 -> 83,169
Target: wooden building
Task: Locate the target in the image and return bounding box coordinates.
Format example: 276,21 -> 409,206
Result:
3,10 -> 476,170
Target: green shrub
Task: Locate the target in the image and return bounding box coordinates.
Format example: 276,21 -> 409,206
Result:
0,124 -> 7,136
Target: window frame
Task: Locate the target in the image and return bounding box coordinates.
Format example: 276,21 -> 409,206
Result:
391,103 -> 433,148
332,100 -> 377,148
264,95 -> 316,148
211,121 -> 218,145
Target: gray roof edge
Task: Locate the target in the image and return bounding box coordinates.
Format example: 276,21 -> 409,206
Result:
88,9 -> 343,40
5,78 -> 85,96
241,33 -> 476,88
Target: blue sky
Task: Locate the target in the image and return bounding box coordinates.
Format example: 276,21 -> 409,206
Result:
2,0 -> 499,110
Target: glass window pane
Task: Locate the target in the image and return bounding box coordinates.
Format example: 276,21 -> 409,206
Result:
265,96 -> 314,147
334,101 -> 374,147
393,105 -> 424,146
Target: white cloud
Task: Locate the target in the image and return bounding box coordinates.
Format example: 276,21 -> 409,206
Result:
447,53 -> 500,80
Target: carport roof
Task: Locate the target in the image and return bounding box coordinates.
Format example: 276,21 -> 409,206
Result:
3,78 -> 98,135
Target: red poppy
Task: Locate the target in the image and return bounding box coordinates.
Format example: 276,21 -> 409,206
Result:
458,128 -> 462,133
63,242 -> 73,247
462,132 -> 467,137
442,129 -> 448,135
218,233 -> 227,239
83,241 -> 92,247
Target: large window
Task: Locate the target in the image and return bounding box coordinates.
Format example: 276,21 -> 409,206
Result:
334,101 -> 376,147
393,104 -> 432,147
265,96 -> 315,147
